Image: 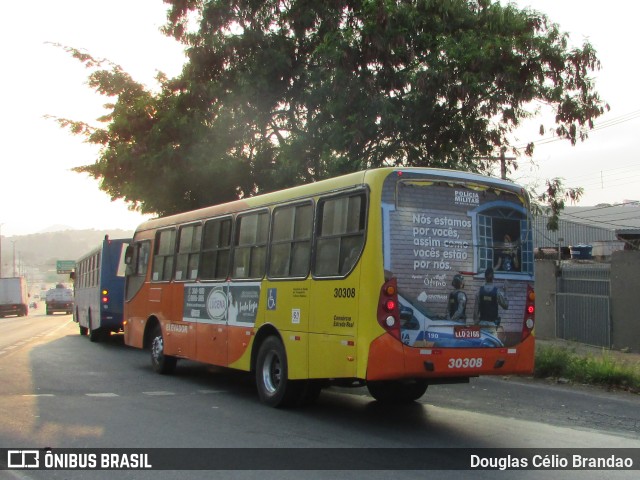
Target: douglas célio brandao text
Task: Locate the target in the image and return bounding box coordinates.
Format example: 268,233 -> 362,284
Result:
470,454 -> 634,470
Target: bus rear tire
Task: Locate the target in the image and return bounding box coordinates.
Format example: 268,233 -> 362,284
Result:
151,325 -> 177,374
89,327 -> 102,343
255,336 -> 302,408
367,380 -> 428,403
79,325 -> 88,336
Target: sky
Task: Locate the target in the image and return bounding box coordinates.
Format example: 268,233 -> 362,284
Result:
1,0 -> 639,237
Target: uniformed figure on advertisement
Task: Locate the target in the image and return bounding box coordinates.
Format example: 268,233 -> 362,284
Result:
447,274 -> 467,322
474,267 -> 508,325
494,234 -> 519,272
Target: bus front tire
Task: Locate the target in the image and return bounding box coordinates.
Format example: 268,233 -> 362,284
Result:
367,380 -> 428,403
151,325 -> 177,374
255,336 -> 303,408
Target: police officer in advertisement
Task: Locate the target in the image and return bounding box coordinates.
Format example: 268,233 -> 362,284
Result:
447,274 -> 467,322
474,267 -> 508,325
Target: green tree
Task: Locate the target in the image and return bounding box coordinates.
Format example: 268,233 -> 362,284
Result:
53,0 -> 607,221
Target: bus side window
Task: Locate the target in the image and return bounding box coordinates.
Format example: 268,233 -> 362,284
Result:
232,211 -> 269,280
137,242 -> 150,276
124,245 -> 134,265
175,223 -> 202,281
201,217 -> 232,280
125,241 -> 151,301
269,202 -> 312,278
152,229 -> 176,282
314,192 -> 366,277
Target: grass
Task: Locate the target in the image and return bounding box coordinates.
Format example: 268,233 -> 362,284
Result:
534,344 -> 640,393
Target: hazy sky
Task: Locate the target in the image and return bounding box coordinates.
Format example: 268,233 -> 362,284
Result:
1,0 -> 638,237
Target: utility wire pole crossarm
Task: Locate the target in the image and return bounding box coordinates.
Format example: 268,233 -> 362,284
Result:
473,155 -> 516,180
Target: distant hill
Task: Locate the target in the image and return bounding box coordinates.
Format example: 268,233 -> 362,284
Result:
37,224 -> 75,234
0,229 -> 133,282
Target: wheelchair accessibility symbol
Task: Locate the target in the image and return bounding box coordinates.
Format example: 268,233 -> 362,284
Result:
267,288 -> 277,310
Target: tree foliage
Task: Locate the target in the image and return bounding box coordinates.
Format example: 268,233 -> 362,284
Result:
55,0 -> 607,221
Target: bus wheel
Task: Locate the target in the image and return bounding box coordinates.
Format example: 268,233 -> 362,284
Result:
256,336 -> 300,408
89,327 -> 103,343
367,380 -> 428,403
151,325 -> 177,374
79,325 -> 88,336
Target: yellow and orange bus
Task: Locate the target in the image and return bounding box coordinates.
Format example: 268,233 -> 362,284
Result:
123,168 -> 535,407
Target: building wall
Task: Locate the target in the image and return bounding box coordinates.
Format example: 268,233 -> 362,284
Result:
534,254 -> 640,352
610,250 -> 640,351
534,260 -> 557,340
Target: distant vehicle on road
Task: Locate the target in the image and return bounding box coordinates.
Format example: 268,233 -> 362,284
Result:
45,284 -> 74,315
0,277 -> 29,317
72,236 -> 130,342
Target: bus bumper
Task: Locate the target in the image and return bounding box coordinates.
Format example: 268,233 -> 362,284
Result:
366,333 -> 535,381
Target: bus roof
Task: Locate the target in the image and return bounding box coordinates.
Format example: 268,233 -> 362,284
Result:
133,167 -> 526,233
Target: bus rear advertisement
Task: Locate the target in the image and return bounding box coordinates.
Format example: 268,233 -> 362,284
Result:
123,168 -> 535,407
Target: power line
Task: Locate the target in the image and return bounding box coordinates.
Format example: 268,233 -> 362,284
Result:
561,163 -> 640,183
578,172 -> 640,190
561,214 -> 640,229
513,109 -> 640,150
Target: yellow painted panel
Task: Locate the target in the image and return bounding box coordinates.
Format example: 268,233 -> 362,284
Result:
263,281 -> 311,333
308,333 -> 356,378
282,332 -> 309,380
309,275 -> 359,336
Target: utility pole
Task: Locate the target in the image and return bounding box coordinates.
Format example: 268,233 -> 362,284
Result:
473,154 -> 516,179
11,240 -> 16,277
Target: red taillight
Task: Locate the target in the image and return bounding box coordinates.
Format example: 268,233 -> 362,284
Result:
522,284 -> 535,341
377,278 -> 401,341
102,289 -> 109,304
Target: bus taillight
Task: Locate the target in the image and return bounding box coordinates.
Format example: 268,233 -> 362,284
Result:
522,285 -> 535,340
377,278 -> 401,340
102,289 -> 109,304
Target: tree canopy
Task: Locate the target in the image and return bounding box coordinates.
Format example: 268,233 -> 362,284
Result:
55,0 -> 608,221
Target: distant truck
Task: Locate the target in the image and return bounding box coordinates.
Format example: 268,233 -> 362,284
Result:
45,284 -> 74,315
0,277 -> 29,317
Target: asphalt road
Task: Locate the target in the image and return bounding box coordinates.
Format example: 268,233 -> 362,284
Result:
0,308 -> 638,480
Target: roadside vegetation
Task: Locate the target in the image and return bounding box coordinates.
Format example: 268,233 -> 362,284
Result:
51,1 -> 607,228
534,344 -> 640,393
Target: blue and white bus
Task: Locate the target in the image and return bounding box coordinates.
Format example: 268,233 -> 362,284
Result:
73,236 -> 130,342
